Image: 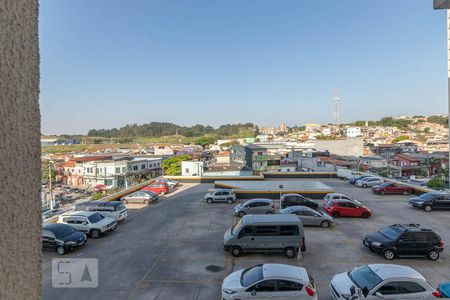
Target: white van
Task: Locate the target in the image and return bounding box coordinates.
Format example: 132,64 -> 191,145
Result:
223,214 -> 305,258
75,201 -> 128,221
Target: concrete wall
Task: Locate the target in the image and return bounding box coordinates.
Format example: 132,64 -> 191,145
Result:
314,137 -> 364,157
0,0 -> 41,299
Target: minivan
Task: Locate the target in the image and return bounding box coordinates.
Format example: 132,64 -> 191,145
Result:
223,214 -> 305,258
75,201 -> 128,221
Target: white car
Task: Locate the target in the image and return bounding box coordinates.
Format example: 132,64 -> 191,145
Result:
155,178 -> 179,188
222,263 -> 317,300
323,193 -> 362,206
57,211 -> 117,239
330,264 -> 439,300
356,177 -> 384,188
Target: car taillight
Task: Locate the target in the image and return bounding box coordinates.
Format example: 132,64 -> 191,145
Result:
432,291 -> 440,298
271,203 -> 275,208
305,286 -> 315,297
439,240 -> 444,248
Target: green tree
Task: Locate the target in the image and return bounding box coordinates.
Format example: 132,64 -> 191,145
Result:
161,155 -> 192,176
391,135 -> 409,143
195,136 -> 216,149
41,163 -> 57,183
423,127 -> 430,133
426,177 -> 445,190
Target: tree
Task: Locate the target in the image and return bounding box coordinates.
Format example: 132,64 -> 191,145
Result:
423,127 -> 430,133
161,155 -> 192,176
426,177 -> 445,190
391,135 -> 409,143
195,136 -> 216,149
41,163 -> 57,183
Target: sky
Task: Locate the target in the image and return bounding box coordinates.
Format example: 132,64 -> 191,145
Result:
40,0 -> 448,135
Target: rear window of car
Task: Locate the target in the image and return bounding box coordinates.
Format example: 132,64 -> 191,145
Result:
326,200 -> 334,207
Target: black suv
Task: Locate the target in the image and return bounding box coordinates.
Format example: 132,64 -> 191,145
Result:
409,192 -> 450,212
363,224 -> 444,260
280,193 -> 319,210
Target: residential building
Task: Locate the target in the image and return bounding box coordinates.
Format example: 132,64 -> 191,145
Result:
215,151 -> 231,164
230,144 -> 281,173
181,161 -> 204,176
344,127 -> 362,138
314,137 -> 364,157
203,163 -> 252,176
360,156 -> 387,169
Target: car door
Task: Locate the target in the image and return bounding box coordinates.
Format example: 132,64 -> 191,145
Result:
215,192 -> 226,202
244,280 -> 277,299
336,201 -> 351,216
274,279 -> 305,300
385,183 -> 396,194
433,195 -> 450,209
237,225 -> 255,250
372,281 -> 427,300
75,217 -> 89,233
298,210 -> 316,226
253,226 -> 279,250
413,232 -> 431,255
395,232 -> 416,256
42,230 -> 56,250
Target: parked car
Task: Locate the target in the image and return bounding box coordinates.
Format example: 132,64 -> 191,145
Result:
75,201 -> 128,221
349,175 -> 374,184
142,182 -> 169,195
324,199 -> 372,218
356,177 -> 384,188
330,264 -> 440,300
280,206 -> 334,228
437,282 -> 450,298
42,223 -> 87,255
409,192 -> 450,212
323,193 -> 362,206
224,214 -> 305,257
42,208 -> 63,220
363,223 -> 444,260
155,178 -> 179,188
222,263 -> 317,300
280,193 -> 319,210
204,189 -> 236,203
233,199 -> 275,217
372,182 -> 414,195
122,190 -> 158,204
57,211 -> 117,239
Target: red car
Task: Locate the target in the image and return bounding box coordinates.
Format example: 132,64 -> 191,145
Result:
371,182 -> 413,195
142,182 -> 169,195
323,199 -> 372,218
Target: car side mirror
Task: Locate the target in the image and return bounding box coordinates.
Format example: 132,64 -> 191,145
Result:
251,290 -> 257,296
82,222 -> 88,225
375,292 -> 384,298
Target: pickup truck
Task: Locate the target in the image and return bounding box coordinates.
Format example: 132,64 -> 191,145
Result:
371,182 -> 413,195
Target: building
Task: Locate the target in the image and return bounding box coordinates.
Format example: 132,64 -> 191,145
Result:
389,154 -> 422,177
41,137 -> 80,146
215,151 -> 231,164
314,137 -> 364,157
181,161 -> 204,176
344,127 -> 362,138
360,156 -> 387,169
230,144 -> 281,173
203,163 -> 252,176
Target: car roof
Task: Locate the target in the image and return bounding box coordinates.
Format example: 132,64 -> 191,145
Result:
263,264 -> 308,281
368,264 -> 425,280
43,223 -> 72,231
326,193 -> 347,197
61,210 -> 97,217
243,214 -> 300,224
282,193 -> 303,197
245,198 -> 272,203
284,206 -> 315,212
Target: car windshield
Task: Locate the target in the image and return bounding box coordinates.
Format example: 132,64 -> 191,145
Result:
240,265 -> 264,287
379,182 -> 391,187
379,226 -> 403,240
231,218 -> 243,235
326,200 -> 334,207
115,204 -> 126,211
53,226 -> 75,238
348,265 -> 382,291
420,193 -> 438,201
88,213 -> 105,223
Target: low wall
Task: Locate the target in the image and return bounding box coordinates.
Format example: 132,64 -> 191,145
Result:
263,172 -> 337,179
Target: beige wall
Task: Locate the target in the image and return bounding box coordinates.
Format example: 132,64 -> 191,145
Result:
314,137 -> 364,157
0,0 -> 41,299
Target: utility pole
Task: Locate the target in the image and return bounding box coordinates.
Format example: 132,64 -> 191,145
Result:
48,162 -> 53,210
433,1 -> 450,187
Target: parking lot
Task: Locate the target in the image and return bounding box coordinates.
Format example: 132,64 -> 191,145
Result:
42,179 -> 450,300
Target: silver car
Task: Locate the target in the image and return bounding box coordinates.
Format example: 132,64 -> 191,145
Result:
233,199 -> 275,217
356,177 -> 384,188
122,190 -> 158,204
280,206 -> 334,228
204,189 -> 236,203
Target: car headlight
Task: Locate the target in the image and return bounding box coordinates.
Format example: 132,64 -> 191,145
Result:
223,288 -> 236,295
66,241 -> 76,246
371,242 -> 382,247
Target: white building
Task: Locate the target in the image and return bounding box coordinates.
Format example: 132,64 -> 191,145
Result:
181,161 -> 204,176
345,127 -> 362,138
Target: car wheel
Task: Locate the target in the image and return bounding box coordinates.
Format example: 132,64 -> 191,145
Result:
428,249 -> 440,261
238,211 -> 245,218
231,246 -> 243,257
424,205 -> 432,212
361,212 -> 370,219
284,247 -> 296,258
320,220 -> 331,228
227,198 -> 233,204
265,211 -> 273,214
207,198 -> 213,203
363,184 -> 367,188
160,191 -> 166,195
145,199 -> 150,205
90,229 -> 101,239
380,191 -> 385,195
56,246 -> 65,255
332,211 -> 340,218
383,249 -> 395,260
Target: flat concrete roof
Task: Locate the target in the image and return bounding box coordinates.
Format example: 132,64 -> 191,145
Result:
215,180 -> 334,193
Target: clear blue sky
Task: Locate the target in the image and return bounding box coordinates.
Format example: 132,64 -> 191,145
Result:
40,0 -> 448,135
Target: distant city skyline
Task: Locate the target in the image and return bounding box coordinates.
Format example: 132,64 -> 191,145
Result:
40,1 -> 448,134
